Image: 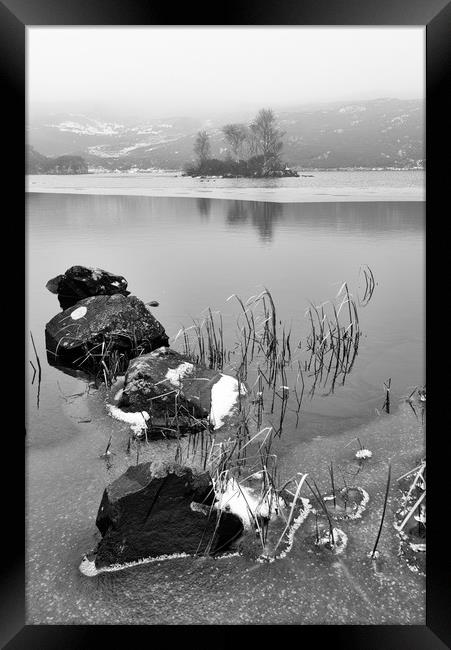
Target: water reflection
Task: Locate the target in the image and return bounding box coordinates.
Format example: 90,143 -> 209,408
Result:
196,198 -> 211,220
226,200 -> 283,242
27,193 -> 424,241
226,200 -> 248,226
223,200 -> 424,242
248,201 -> 283,242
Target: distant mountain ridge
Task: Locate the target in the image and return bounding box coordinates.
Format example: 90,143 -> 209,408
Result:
27,98 -> 424,172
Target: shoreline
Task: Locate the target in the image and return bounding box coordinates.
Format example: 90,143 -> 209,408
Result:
26,170 -> 425,203
25,184 -> 424,203
28,387 -> 424,623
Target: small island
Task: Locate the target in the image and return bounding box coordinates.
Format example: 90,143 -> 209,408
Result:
183,108 -> 299,178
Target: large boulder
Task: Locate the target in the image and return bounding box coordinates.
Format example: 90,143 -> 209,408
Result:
79,462 -> 244,575
46,265 -> 130,309
109,347 -> 246,436
45,294 -> 169,373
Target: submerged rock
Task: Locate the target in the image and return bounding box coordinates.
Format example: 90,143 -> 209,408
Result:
314,526 -> 348,555
317,487 -> 370,521
45,294 -> 169,373
46,265 -> 130,309
110,347 -> 246,437
79,461 -> 243,575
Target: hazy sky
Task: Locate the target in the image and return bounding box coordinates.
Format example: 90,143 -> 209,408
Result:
27,27 -> 424,119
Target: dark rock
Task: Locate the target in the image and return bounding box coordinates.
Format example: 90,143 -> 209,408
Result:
45,294 -> 169,373
114,347 -> 244,436
86,462 -> 243,571
121,348 -> 220,414
46,265 -> 130,309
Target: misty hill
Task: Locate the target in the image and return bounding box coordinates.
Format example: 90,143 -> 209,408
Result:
27,98 -> 424,171
26,145 -> 88,174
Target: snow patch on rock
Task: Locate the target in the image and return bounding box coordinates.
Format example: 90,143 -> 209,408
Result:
70,306 -> 87,320
113,388 -> 124,402
165,362 -> 194,387
209,375 -> 246,430
213,476 -> 284,530
106,403 -> 149,435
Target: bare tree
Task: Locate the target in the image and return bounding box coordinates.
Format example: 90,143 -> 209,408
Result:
249,108 -> 285,167
222,123 -> 248,161
245,130 -> 260,157
194,130 -> 211,164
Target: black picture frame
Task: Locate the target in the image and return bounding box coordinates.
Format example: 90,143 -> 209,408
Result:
5,0 -> 450,647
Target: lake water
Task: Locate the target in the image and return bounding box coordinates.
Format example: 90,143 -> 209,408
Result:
26,188 -> 425,624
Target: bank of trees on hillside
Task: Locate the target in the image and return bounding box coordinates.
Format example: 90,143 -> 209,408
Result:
26,145 -> 88,174
184,108 -> 298,178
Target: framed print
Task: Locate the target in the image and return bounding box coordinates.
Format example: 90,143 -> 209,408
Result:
2,0 -> 450,647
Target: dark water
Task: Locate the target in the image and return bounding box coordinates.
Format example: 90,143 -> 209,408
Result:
26,193 -> 425,623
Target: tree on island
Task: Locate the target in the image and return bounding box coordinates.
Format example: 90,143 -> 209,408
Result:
194,130 -> 211,165
185,108 -> 297,178
222,123 -> 248,161
249,108 -> 286,174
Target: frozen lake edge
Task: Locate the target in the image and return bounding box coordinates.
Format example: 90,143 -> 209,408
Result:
25,171 -> 425,203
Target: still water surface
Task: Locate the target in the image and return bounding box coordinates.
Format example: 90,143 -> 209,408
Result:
26,193 -> 425,623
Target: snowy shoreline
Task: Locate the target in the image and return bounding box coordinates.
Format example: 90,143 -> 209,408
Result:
25,172 -> 425,203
